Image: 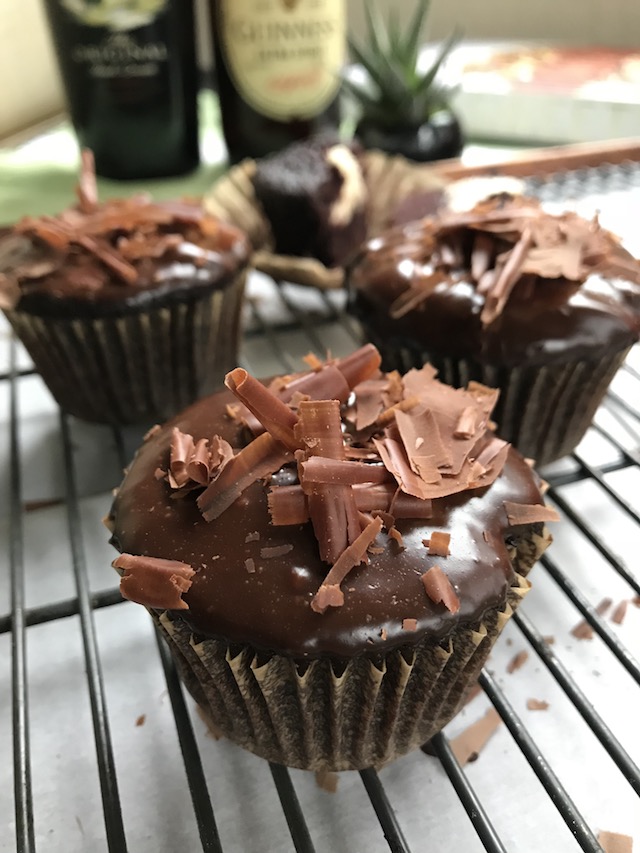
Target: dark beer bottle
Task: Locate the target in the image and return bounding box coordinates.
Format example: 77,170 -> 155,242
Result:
43,0 -> 200,180
211,0 -> 346,163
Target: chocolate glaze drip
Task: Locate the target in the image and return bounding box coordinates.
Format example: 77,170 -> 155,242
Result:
109,383 -> 546,660
348,197 -> 640,367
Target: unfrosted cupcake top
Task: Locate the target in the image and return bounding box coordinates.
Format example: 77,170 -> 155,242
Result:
349,194 -> 640,366
0,152 -> 250,317
108,345 -> 556,659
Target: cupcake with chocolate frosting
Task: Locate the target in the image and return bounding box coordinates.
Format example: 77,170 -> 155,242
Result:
348,194 -> 640,465
108,344 -> 556,771
0,151 -> 250,424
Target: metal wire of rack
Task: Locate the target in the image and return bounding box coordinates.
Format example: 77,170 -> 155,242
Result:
1,163 -> 640,853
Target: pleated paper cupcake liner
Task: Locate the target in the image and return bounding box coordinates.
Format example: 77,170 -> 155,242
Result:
366,333 -> 631,467
204,151 -> 445,291
6,272 -> 246,425
150,558 -> 538,772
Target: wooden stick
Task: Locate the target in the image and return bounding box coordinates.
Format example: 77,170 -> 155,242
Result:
431,137 -> 640,182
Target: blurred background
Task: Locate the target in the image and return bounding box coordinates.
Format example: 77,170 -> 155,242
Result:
3,0 -> 639,140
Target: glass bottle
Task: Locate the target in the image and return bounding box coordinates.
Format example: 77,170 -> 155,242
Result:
43,0 -> 200,179
211,0 -> 345,162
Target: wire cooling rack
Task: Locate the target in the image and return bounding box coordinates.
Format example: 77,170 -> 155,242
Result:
1,163 -> 640,853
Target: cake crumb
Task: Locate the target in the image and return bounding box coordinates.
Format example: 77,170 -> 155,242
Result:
611,600 -> 628,625
506,650 -> 529,673
450,708 -> 502,766
315,769 -> 339,793
402,618 -> 418,632
597,830 -> 633,853
135,714 -> 146,727
526,698 -> 549,711
543,635 -> 555,645
633,596 -> 640,608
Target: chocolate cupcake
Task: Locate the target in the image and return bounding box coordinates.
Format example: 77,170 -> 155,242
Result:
107,344 -> 556,771
204,144 -> 445,290
349,195 -> 640,466
0,152 -> 250,424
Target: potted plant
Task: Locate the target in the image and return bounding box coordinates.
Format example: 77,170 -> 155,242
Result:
343,0 -> 463,162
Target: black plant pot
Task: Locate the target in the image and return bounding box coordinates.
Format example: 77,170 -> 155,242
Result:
356,110 -> 464,162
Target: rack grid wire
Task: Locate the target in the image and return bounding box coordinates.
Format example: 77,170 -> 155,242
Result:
1,162 -> 640,853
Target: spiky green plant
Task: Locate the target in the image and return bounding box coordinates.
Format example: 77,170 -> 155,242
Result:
343,0 -> 460,130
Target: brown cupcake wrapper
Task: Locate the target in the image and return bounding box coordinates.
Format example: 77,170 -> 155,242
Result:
204,151 -> 445,291
368,336 -> 631,467
151,568 -> 531,772
6,272 -> 246,424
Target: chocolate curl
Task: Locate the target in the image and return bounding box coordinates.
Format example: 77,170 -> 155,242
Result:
113,553 -> 194,610
169,428 -> 196,488
504,501 -> 561,525
197,433 -> 292,521
311,517 -> 384,613
76,234 -> 139,284
480,227 -> 533,326
268,483 -> 433,525
373,435 -> 432,500
76,149 -> 98,214
279,364 -> 351,405
421,565 -> 460,613
395,406 -> 452,473
296,400 -> 361,564
334,344 -> 382,389
300,457 -> 392,487
389,271 -> 446,319
268,485 -> 309,525
225,368 -> 299,452
186,438 -> 212,486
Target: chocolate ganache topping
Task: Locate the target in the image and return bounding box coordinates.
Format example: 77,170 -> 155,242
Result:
0,151 -> 250,318
349,194 -> 640,367
109,344 -> 557,659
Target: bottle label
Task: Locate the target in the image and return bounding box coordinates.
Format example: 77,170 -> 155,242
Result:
71,31 -> 168,79
55,1 -> 169,79
219,0 -> 345,121
59,0 -> 168,31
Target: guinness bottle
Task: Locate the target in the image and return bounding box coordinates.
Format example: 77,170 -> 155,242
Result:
43,0 -> 200,179
212,0 -> 345,162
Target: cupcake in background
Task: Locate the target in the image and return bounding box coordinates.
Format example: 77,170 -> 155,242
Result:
107,344 -> 556,771
0,151 -> 250,424
348,194 -> 640,466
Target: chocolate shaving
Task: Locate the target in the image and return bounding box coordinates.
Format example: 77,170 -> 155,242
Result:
425,531 -> 451,557
506,650 -> 529,673
300,457 -> 391,486
76,149 -> 98,214
135,714 -> 146,727
450,708 -> 502,766
526,698 -> 549,711
570,597 -> 613,639
113,553 -> 194,610
245,531 -> 260,543
244,558 -> 256,574
402,618 -> 418,631
166,429 -> 234,495
611,600 -> 628,625
198,433 -> 292,522
504,501 -> 561,525
302,352 -> 323,371
421,565 -> 460,613
296,399 -> 361,565
226,368 -> 299,452
260,544 -> 294,559
597,831 -> 634,853
315,770 -> 339,794
311,517 -> 384,613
